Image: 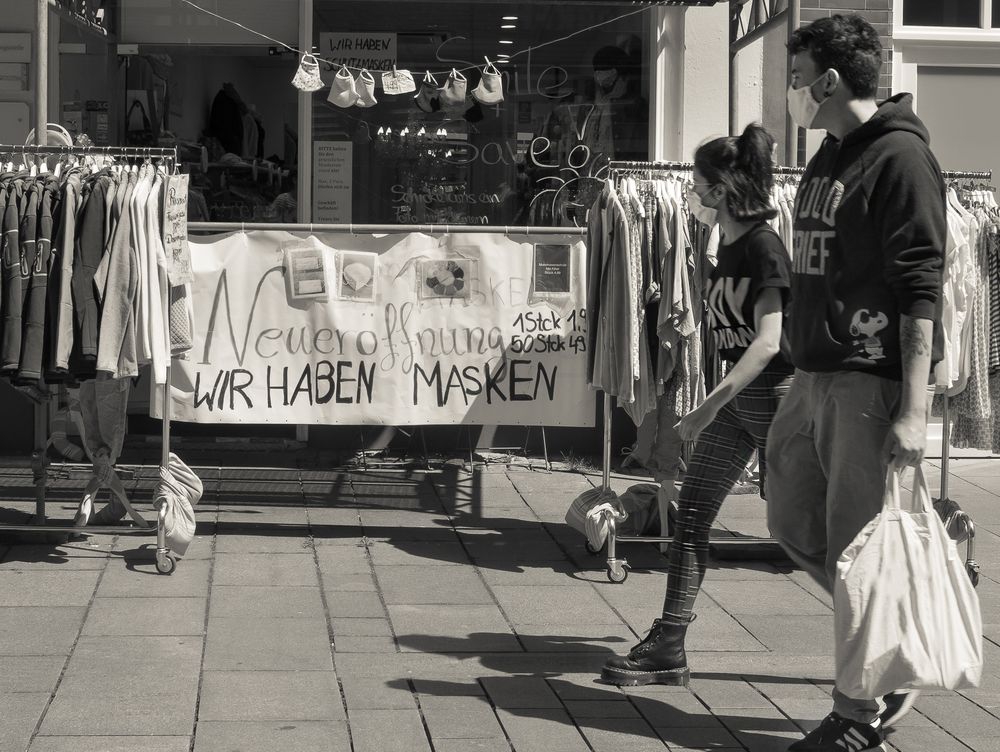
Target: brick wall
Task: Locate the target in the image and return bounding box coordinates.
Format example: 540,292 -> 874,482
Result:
797,0 -> 894,100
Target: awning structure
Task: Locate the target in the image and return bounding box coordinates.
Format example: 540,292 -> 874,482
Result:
731,0 -> 793,53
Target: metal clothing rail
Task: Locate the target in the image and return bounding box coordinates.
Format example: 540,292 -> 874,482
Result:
1,144 -> 178,158
941,170 -> 992,180
608,161 -> 991,181
608,159 -> 807,176
0,144 -> 181,575
188,222 -> 588,236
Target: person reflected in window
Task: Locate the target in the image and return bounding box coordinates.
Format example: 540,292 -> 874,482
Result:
588,44 -> 648,162
270,170 -> 297,223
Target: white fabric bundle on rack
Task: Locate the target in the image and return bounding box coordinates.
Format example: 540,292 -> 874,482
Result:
154,453 -> 204,556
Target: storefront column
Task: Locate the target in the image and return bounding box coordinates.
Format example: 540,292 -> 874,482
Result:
297,0 -> 313,224
648,6 -> 685,161
680,2 -> 730,156
34,0 -> 48,138
295,0 -> 313,445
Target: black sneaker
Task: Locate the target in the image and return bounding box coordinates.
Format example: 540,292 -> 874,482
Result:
789,713 -> 885,752
880,689 -> 919,729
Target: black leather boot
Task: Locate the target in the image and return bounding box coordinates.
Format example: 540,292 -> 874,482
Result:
601,618 -> 691,686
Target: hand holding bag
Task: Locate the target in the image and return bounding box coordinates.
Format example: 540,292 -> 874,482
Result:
834,465 -> 983,700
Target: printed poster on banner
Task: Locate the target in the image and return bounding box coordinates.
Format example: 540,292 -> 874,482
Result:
155,231 -> 593,427
162,173 -> 192,284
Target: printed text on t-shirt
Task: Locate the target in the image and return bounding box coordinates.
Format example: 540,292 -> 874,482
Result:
707,276 -> 754,350
792,177 -> 844,277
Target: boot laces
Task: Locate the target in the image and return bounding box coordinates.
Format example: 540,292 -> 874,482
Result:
630,619 -> 668,656
630,615 -> 695,657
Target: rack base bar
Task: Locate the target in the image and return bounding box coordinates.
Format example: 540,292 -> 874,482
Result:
613,535 -> 780,547
0,523 -> 155,535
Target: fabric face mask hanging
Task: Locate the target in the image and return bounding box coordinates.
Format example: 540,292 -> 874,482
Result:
472,59 -> 504,105
328,66 -> 360,108
440,68 -> 468,107
414,71 -> 441,113
291,53 -> 324,92
355,70 -> 378,108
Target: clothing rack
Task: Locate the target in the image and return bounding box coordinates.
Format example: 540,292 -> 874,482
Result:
0,144 -> 181,575
934,167 -> 993,586
596,162 -> 992,582
589,161 -> 804,582
938,167 -> 992,496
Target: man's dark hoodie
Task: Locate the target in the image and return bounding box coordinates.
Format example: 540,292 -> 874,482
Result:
788,93 -> 946,380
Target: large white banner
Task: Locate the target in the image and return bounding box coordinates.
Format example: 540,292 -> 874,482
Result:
159,231 -> 593,427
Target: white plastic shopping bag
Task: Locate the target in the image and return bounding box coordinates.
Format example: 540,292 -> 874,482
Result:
834,465 -> 983,700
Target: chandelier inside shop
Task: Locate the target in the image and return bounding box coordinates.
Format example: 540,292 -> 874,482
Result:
370,125 -> 460,162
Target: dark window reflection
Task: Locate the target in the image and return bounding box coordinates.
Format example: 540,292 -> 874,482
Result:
903,0 -> 981,27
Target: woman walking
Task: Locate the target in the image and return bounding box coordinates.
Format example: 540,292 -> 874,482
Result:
601,123 -> 794,686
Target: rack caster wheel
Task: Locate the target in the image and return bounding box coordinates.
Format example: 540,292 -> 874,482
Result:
155,553 -> 176,575
585,540 -> 603,555
607,562 -> 629,583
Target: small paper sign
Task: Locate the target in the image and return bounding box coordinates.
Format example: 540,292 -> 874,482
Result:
162,173 -> 192,285
284,242 -> 329,302
533,244 -> 572,295
381,69 -> 416,95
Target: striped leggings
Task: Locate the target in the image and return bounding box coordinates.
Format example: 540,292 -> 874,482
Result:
661,368 -> 793,624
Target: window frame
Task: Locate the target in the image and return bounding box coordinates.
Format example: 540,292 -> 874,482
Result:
894,0 -> 999,38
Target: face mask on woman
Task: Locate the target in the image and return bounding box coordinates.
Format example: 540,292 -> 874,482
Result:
686,184 -> 720,226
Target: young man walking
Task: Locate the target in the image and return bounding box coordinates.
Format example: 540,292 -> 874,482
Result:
767,14 -> 946,752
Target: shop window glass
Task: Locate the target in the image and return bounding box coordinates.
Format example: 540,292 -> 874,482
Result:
107,0 -> 301,223
311,1 -> 650,227
994,0 -> 1000,26
903,0 -> 981,27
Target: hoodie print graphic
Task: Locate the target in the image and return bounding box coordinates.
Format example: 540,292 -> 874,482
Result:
791,176 -> 843,278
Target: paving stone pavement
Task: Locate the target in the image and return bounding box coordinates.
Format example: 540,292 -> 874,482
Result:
1,454 -> 998,751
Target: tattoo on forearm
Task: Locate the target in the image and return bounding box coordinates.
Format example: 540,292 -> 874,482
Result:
901,319 -> 931,358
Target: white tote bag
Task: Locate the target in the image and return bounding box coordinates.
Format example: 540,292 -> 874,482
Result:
834,465 -> 983,700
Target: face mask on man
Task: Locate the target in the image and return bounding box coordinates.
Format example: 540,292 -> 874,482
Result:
786,72 -> 831,130
686,184 -> 720,226
593,68 -> 618,90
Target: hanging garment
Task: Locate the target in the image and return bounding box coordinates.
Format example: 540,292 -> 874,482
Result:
1,176 -> 28,370
70,174 -> 112,376
51,171 -> 80,373
950,206 -> 999,450
934,210 -> 975,391
587,184 -> 636,404
169,283 -> 195,356
145,173 -> 170,384
19,175 -> 60,380
96,170 -> 140,378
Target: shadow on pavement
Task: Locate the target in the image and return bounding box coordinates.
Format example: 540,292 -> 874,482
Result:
386,631 -> 812,750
